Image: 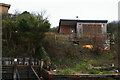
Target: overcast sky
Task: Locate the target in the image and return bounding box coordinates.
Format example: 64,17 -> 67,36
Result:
0,0 -> 120,27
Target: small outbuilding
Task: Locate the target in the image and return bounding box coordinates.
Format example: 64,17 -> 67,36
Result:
57,19 -> 109,49
0,3 -> 11,14
58,19 -> 108,37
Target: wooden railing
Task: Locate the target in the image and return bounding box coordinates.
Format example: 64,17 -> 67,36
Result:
31,66 -> 41,80
2,57 -> 41,66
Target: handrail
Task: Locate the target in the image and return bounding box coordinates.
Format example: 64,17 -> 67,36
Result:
31,66 -> 41,80
2,57 -> 41,66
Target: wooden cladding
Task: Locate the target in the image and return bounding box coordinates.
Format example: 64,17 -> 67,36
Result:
82,24 -> 102,35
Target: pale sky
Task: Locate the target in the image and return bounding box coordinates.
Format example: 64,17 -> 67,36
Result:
0,0 -> 120,27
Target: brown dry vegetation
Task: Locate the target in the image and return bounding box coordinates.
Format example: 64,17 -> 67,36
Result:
42,36 -> 117,71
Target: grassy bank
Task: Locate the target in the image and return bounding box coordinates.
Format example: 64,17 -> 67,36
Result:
43,37 -> 117,74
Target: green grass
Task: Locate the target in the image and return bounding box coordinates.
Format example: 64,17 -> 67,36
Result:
52,61 -> 115,74
54,69 -> 76,74
87,69 -> 100,74
99,71 -> 113,74
54,68 -> 114,74
75,63 -> 88,71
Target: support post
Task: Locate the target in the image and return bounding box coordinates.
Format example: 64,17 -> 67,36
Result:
28,57 -> 32,80
13,58 -> 17,80
40,59 -> 44,78
118,21 -> 120,71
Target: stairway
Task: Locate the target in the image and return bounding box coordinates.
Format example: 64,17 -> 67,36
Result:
2,65 -> 42,80
2,65 -> 13,80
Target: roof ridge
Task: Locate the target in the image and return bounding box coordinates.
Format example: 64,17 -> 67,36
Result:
60,19 -> 108,23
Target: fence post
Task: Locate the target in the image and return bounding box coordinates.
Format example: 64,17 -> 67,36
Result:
40,59 -> 44,78
23,57 -> 25,65
28,57 -> 32,80
13,58 -> 17,80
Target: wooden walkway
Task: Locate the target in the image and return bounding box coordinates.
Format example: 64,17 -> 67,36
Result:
1,57 -> 43,80
1,57 -> 120,80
